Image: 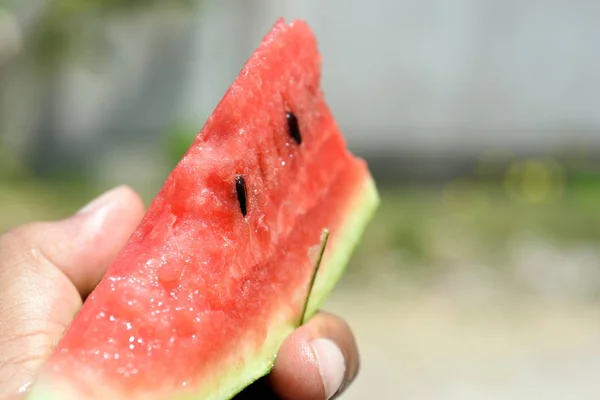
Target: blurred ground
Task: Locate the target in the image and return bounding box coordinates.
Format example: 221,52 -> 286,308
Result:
337,181 -> 600,399
3,177 -> 600,399
327,291 -> 600,399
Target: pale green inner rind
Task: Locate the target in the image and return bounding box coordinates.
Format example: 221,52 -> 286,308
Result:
175,322 -> 295,400
27,323 -> 295,400
301,228 -> 330,325
27,175 -> 379,400
305,175 -> 380,319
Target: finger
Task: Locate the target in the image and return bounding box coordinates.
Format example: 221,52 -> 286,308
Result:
36,185 -> 145,296
0,185 -> 145,397
268,311 -> 360,400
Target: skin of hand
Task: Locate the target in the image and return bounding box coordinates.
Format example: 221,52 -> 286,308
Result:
0,186 -> 359,400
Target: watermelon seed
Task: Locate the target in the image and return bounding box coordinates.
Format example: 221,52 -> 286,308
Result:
235,174 -> 248,217
286,112 -> 302,144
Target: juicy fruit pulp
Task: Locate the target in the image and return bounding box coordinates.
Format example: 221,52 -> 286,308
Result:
28,19 -> 379,400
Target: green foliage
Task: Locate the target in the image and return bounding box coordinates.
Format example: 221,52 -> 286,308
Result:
0,144 -> 28,181
343,155 -> 600,287
163,121 -> 197,167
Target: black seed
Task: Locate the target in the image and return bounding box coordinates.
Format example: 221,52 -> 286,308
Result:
235,174 -> 248,217
286,112 -> 302,144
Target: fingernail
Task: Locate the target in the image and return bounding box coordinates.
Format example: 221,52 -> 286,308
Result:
311,338 -> 346,399
77,186 -> 127,215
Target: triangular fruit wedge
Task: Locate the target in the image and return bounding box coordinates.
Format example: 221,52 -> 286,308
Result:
27,18 -> 379,400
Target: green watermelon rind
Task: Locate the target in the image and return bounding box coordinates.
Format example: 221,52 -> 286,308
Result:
304,176 -> 380,320
300,227 -> 330,326
26,176 -> 379,400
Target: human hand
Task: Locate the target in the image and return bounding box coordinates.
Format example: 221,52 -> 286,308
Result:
0,186 -> 359,400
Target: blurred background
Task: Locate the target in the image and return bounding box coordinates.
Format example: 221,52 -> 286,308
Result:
3,0 -> 600,398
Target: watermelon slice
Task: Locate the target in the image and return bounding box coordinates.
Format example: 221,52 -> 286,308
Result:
27,18 -> 379,400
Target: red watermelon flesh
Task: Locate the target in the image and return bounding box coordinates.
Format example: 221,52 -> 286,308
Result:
28,19 -> 379,400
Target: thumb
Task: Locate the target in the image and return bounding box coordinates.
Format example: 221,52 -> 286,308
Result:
0,186 -> 145,398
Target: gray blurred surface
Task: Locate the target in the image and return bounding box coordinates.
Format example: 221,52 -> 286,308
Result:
327,289 -> 600,400
3,1 -> 600,181
184,0 -> 600,154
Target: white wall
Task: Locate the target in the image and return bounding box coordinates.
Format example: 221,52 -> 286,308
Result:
180,0 -> 600,154
5,0 -> 600,181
